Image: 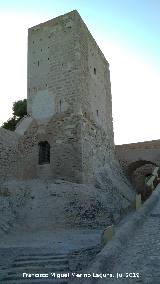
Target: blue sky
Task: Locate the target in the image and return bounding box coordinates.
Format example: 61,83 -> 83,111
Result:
0,0 -> 159,144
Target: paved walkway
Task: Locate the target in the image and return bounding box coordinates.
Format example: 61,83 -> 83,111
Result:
109,205 -> 160,283
96,189 -> 160,284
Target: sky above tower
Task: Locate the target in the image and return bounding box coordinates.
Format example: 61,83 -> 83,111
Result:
0,0 -> 159,144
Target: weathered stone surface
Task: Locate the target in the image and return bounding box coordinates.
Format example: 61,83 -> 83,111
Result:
0,10 -> 135,235
0,179 -> 133,234
24,10 -> 114,183
0,128 -> 19,181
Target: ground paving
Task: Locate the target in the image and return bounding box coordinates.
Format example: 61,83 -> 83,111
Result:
99,192 -> 160,284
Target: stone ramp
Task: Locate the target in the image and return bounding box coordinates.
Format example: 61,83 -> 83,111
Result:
15,115 -> 33,136
0,251 -> 69,283
81,185 -> 160,284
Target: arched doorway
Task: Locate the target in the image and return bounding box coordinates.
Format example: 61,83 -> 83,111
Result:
127,160 -> 159,201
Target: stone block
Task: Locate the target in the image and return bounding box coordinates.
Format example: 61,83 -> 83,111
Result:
101,225 -> 115,247
136,194 -> 141,210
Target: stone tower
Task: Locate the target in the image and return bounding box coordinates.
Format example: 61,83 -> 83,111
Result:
19,10 -> 114,183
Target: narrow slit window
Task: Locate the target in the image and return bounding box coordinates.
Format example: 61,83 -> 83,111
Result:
94,67 -> 96,75
59,100 -> 62,112
96,110 -> 99,117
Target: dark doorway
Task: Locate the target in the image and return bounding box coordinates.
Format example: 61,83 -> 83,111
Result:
38,141 -> 50,165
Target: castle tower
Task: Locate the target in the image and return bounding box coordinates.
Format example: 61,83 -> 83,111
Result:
21,10 -> 114,183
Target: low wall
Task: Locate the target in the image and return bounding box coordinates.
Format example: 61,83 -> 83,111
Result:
0,128 -> 19,181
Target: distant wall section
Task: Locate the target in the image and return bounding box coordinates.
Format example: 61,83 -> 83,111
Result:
116,141 -> 160,174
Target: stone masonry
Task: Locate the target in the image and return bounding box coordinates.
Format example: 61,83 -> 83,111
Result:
0,10 -> 136,232
116,141 -> 160,195
0,128 -> 18,181
18,10 -> 114,184
1,10 -> 160,187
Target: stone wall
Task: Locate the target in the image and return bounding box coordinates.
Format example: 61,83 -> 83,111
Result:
76,12 -> 113,140
115,141 -> 160,174
115,141 -> 160,197
74,12 -> 114,183
0,180 -> 30,236
27,10 -> 83,120
17,120 -> 38,179
0,128 -> 19,181
81,117 -> 114,184
18,114 -> 116,185
25,10 -> 115,184
18,114 -> 82,182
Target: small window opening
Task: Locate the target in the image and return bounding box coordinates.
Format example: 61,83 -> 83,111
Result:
38,141 -> 50,165
38,60 -> 39,67
41,48 -> 42,52
33,41 -> 34,44
96,110 -> 99,117
84,112 -> 87,118
94,67 -> 96,75
45,83 -> 48,87
48,58 -> 50,60
59,100 -> 62,112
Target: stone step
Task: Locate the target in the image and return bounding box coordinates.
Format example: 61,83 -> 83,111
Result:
0,263 -> 69,272
14,254 -> 68,259
10,262 -> 68,269
15,253 -> 67,257
0,278 -> 68,283
0,251 -> 70,283
0,266 -> 70,282
1,273 -> 69,281
14,258 -> 68,264
12,257 -> 68,265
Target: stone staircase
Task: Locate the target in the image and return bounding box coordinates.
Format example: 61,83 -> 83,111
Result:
0,252 -> 70,283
